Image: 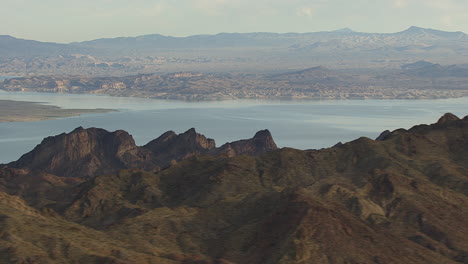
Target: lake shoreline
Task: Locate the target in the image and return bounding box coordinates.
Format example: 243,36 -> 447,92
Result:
0,99 -> 115,123
0,91 -> 467,164
1,88 -> 467,103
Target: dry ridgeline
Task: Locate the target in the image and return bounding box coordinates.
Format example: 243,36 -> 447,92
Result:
0,113 -> 467,264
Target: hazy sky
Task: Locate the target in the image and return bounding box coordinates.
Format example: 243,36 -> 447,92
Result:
2,0 -> 468,43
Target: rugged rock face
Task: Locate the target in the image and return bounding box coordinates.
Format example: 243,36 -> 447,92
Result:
437,112 -> 461,124
375,129 -> 391,141
8,127 -> 146,178
143,128 -> 216,165
8,127 -> 278,178
211,129 -> 278,157
1,114 -> 468,264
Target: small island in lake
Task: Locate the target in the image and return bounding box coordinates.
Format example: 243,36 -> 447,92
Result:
0,100 -> 114,122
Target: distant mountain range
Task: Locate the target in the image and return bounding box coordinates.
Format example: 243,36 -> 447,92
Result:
1,26 -> 468,75
1,26 -> 467,58
0,35 -> 89,58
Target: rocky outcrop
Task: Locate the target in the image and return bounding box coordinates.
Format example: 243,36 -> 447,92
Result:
375,129 -> 391,141
8,127 -> 277,178
211,129 -> 278,157
437,112 -> 460,124
8,127 -> 146,178
143,128 -> 216,164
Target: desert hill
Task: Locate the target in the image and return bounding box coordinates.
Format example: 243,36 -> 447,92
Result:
401,61 -> 468,78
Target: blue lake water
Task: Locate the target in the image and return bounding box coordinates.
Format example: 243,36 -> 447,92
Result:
1,90 -> 467,163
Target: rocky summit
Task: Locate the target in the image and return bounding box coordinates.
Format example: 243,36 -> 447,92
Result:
1,114 -> 468,264
8,127 -> 278,178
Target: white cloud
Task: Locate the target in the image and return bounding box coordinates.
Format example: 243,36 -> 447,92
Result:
192,0 -> 230,16
136,3 -> 165,16
440,15 -> 453,27
392,0 -> 409,8
423,0 -> 458,10
297,7 -> 314,17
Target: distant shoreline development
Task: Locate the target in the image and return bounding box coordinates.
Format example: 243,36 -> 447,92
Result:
2,62 -> 467,101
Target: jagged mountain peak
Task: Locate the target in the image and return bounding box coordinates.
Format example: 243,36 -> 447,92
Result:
403,26 -> 427,33
253,129 -> 273,139
437,113 -> 460,124
333,27 -> 355,33
252,129 -> 278,150
8,127 -> 279,178
8,127 -> 139,178
213,130 -> 278,157
374,113 -> 467,146
183,127 -> 198,135
71,126 -> 85,132
144,128 -> 216,155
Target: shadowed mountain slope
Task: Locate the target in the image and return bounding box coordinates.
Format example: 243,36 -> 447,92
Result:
1,114 -> 467,263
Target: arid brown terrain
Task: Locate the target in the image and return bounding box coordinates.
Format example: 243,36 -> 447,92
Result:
1,113 -> 467,263
2,62 -> 468,101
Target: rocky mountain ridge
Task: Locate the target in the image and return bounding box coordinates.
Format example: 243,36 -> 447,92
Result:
0,113 -> 467,263
8,127 -> 277,178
